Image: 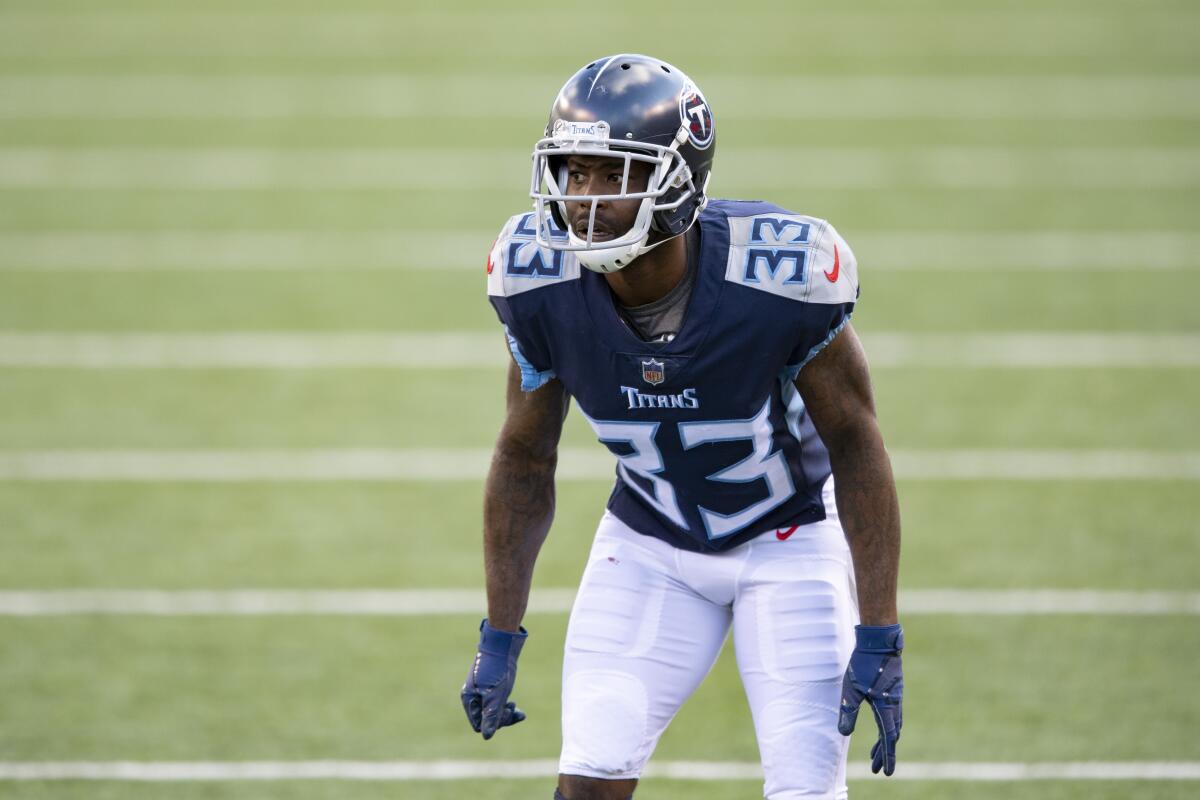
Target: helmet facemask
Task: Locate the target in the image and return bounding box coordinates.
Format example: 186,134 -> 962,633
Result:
530,120 -> 700,274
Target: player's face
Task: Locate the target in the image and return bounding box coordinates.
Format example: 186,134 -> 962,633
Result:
564,155 -> 652,242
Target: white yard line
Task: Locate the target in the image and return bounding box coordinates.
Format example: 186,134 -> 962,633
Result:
0,230 -> 1194,272
0,448 -> 507,481
0,230 -> 479,272
0,11 -> 1190,60
0,332 -> 514,369
896,590 -> 1200,615
0,590 -> 569,616
0,590 -> 1195,617
0,75 -> 1197,119
861,333 -> 1200,368
0,332 -> 1197,368
0,448 -> 1196,481
853,231 -> 1200,271
0,760 -> 1197,781
1,147 -> 1196,190
891,450 -> 1200,478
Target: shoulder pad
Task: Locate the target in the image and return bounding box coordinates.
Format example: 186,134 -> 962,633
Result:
486,212 -> 580,298
722,212 -> 858,304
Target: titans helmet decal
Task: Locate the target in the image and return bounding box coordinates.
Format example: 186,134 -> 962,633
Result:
679,84 -> 714,150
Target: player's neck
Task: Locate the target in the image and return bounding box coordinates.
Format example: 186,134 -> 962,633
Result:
603,233 -> 688,308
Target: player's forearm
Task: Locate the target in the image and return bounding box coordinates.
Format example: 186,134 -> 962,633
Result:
827,422 -> 901,626
482,438 -> 557,632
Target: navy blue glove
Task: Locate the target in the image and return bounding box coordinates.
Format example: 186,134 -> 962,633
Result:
837,623 -> 904,776
461,619 -> 527,740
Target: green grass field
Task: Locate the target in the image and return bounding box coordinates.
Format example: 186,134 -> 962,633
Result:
1,0 -> 1198,797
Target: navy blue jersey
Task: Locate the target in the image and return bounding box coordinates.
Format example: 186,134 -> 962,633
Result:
487,199 -> 859,553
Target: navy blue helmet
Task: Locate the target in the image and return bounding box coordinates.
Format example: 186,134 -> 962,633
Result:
530,54 -> 716,273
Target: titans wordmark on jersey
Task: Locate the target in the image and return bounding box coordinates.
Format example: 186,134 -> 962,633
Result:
487,200 -> 859,553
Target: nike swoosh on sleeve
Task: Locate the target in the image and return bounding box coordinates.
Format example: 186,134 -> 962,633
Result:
823,243 -> 840,283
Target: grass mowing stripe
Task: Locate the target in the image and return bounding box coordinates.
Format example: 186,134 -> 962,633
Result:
0,590 -> 1196,616
0,332 -> 1197,368
0,369 -> 1194,452
0,448 -> 1197,481
2,147 -> 1196,190
1,231 -> 1194,272
0,761 -> 1197,781
0,783 -> 1187,800
1,76 -> 1197,119
2,483 -> 1192,591
4,616 -> 1192,762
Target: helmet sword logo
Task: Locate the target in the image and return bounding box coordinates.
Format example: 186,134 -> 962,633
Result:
680,85 -> 714,150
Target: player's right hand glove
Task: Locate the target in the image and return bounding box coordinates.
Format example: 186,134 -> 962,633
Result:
461,619 -> 527,740
837,623 -> 904,776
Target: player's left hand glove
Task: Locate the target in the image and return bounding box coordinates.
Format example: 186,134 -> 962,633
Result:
461,619 -> 527,740
837,623 -> 904,776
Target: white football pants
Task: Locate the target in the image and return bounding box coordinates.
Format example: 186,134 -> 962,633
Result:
559,480 -> 858,800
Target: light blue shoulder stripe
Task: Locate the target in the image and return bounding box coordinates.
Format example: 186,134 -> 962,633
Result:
780,314 -> 852,382
504,328 -> 556,392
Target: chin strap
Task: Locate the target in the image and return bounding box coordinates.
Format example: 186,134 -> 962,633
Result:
575,230 -> 680,274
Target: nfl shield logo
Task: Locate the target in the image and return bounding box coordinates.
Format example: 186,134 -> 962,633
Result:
641,359 -> 665,385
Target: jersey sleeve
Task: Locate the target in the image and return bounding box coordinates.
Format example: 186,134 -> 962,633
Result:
781,220 -> 859,378
721,208 -> 860,380
485,213 -> 576,392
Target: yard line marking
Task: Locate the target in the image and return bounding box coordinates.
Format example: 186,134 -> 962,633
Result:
0,590 -> 1195,617
896,590 -> 1200,615
0,230 -> 479,272
890,450 -> 1200,478
0,590 -> 568,616
1,231 -> 1194,272
855,231 -> 1200,271
1,147 -> 1195,189
0,447 -> 524,481
0,448 -> 1196,481
0,332 -> 1197,369
863,333 -> 1200,368
0,75 -> 1196,119
0,11 -> 1192,59
0,760 -> 1197,781
0,333 -> 514,369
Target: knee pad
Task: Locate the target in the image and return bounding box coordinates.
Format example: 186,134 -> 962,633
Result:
560,669 -> 651,777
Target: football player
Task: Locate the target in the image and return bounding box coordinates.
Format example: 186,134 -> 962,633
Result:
462,54 -> 903,800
